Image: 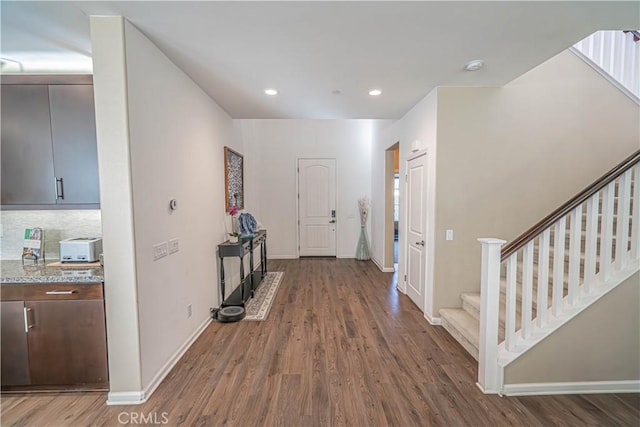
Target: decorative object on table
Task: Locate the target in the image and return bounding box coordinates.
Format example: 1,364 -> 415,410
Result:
224,146 -> 244,210
356,197 -> 370,260
227,204 -> 240,242
238,212 -> 257,236
243,271 -> 284,321
22,227 -> 44,263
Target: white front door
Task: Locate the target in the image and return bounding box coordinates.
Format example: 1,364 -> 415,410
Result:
298,158 -> 337,257
406,153 -> 427,310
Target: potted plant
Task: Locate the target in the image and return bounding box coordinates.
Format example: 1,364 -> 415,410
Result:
228,232 -> 240,243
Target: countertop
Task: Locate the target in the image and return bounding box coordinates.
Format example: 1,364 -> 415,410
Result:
0,260 -> 104,284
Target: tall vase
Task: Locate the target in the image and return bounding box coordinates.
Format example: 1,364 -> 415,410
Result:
356,225 -> 370,260
232,215 -> 240,235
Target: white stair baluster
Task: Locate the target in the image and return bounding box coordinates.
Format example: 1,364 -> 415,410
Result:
601,182 -> 616,280
616,170 -> 632,269
631,164 -> 640,260
536,229 -> 550,327
505,253 -> 518,351
568,205 -> 583,306
584,193 -> 599,293
552,217 -> 566,317
521,241 -> 534,339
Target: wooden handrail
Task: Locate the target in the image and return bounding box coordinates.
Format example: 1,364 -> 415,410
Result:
501,149 -> 640,261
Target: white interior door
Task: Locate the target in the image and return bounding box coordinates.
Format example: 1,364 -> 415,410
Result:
298,159 -> 336,256
406,153 -> 427,311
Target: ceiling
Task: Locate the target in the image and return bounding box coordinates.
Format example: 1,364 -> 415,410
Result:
1,1 -> 638,119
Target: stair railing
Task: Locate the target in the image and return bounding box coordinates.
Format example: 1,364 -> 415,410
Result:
572,30 -> 640,103
477,149 -> 640,393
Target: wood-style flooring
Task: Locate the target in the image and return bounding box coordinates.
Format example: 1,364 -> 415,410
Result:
1,258 -> 638,426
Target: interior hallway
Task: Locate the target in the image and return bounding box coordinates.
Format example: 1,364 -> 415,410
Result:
1,258 -> 638,426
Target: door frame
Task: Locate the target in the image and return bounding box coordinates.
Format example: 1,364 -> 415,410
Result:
383,142 -> 399,272
403,148 -> 437,323
295,157 -> 338,258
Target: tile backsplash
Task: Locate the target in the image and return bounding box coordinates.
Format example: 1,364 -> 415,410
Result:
0,210 -> 102,260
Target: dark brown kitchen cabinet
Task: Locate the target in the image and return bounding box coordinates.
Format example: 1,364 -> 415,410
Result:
48,85 -> 100,205
27,299 -> 108,386
0,77 -> 100,209
0,85 -> 57,205
0,283 -> 108,391
0,301 -> 31,387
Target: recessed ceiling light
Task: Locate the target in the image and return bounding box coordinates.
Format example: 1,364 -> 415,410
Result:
369,89 -> 382,96
465,60 -> 484,71
332,89 -> 342,95
264,88 -> 278,96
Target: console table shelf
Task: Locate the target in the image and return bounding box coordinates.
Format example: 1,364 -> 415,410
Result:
217,230 -> 267,308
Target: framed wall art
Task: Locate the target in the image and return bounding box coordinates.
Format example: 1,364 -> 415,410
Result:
224,146 -> 244,210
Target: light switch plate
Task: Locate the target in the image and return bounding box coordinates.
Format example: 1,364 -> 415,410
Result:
153,242 -> 168,260
446,229 -> 454,241
168,238 -> 179,254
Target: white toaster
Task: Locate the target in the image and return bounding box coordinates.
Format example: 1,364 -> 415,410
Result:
59,237 -> 103,262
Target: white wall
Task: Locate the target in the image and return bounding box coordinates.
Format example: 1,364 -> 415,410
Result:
369,120 -> 394,270
238,119 -> 375,259
91,16 -> 143,398
91,16 -> 237,401
370,89 -> 437,317
0,210 -> 101,260
123,21 -> 237,390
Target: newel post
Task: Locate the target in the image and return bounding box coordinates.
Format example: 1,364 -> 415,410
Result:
477,238 -> 506,394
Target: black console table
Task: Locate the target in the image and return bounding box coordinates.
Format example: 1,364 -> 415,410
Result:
218,230 -> 267,307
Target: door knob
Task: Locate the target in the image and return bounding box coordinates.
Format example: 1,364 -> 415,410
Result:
329,220 -> 336,224
416,240 -> 425,246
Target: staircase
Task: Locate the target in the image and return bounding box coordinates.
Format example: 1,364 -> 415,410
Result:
571,30 -> 640,103
440,150 -> 640,394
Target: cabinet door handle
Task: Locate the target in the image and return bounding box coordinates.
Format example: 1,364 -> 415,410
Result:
23,307 -> 33,333
55,177 -> 64,200
45,290 -> 77,295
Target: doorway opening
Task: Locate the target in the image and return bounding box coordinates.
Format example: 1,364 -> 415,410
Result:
384,143 -> 400,271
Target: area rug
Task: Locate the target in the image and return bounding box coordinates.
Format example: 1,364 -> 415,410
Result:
244,271 -> 284,321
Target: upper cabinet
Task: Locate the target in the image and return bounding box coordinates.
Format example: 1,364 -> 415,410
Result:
1,76 -> 100,209
1,85 -> 57,205
48,85 -> 100,205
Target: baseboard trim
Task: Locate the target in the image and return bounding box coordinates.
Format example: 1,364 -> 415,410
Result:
106,391 -> 146,406
269,255 -> 298,259
502,380 -> 640,396
425,313 -> 441,325
371,256 -> 395,273
143,316 -> 212,399
106,316 -> 212,406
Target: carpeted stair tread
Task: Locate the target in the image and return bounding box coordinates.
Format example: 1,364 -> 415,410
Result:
461,292 -> 523,332
440,308 -> 479,360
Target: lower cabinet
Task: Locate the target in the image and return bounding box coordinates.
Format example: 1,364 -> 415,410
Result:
0,283 -> 108,391
0,301 -> 31,386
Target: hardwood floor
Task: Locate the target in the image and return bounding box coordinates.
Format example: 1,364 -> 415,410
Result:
2,258 -> 638,426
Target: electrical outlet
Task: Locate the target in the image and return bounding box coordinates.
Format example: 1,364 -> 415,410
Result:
168,238 -> 179,254
187,304 -> 192,318
153,242 -> 168,261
